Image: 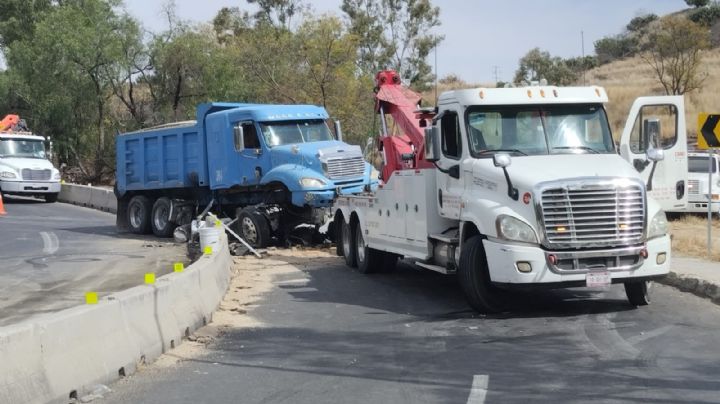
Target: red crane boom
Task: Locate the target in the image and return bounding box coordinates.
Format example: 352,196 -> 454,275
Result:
374,70 -> 436,181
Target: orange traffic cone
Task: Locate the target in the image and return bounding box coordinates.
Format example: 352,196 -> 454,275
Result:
0,194 -> 6,216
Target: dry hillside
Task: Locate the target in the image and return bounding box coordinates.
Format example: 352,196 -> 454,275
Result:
585,48 -> 720,142
423,49 -> 720,145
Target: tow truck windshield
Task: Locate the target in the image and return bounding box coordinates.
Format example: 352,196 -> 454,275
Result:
260,120 -> 334,147
0,138 -> 47,159
466,104 -> 615,157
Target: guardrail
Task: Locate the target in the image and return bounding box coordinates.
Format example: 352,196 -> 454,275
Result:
0,226 -> 232,403
58,183 -> 117,213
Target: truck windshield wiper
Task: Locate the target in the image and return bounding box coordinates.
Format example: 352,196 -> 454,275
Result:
476,149 -> 528,156
551,146 -> 599,154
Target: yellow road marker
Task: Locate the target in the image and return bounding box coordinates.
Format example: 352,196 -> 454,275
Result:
204,246 -> 213,255
85,292 -> 98,305
174,262 -> 184,272
145,273 -> 156,284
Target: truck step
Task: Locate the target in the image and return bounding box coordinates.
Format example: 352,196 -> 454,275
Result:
415,261 -> 456,275
429,233 -> 459,244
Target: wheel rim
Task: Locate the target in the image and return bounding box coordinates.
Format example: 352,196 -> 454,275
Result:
242,217 -> 258,245
129,203 -> 143,228
356,228 -> 365,263
341,222 -> 351,255
153,205 -> 168,231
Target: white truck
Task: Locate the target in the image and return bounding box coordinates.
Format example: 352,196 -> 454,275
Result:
332,70 -> 687,313
0,115 -> 61,202
667,152 -> 719,217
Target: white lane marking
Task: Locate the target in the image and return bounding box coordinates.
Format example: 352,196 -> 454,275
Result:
40,231 -> 59,254
466,374 -> 489,404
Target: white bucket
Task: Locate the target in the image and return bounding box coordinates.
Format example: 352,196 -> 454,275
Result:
199,227 -> 222,254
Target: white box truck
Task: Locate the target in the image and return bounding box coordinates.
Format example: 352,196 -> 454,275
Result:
332,71 -> 687,313
0,115 -> 61,202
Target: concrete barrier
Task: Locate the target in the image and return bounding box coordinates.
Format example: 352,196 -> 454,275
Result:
0,234 -> 232,404
58,183 -> 117,213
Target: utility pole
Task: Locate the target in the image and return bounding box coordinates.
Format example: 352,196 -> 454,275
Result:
493,65 -> 500,85
581,30 -> 586,85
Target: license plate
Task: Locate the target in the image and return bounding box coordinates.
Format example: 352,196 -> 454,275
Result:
586,271 -> 611,288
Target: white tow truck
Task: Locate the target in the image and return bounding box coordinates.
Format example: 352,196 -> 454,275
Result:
667,152 -> 719,217
332,70 -> 687,312
0,115 -> 61,202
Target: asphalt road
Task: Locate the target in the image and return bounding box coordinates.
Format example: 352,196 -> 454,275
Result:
0,196 -> 188,326
106,252 -> 720,404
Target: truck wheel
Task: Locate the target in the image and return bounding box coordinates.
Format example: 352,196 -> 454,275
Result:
44,193 -> 58,203
458,236 -> 507,313
341,220 -> 356,267
334,217 -> 344,257
625,281 -> 651,306
127,195 -> 152,235
355,224 -> 383,274
238,208 -> 271,248
151,197 -> 175,237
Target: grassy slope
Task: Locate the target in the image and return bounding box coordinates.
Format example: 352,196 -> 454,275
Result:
584,48 -> 720,144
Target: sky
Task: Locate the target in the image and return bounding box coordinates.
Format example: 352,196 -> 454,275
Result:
2,0 -> 689,83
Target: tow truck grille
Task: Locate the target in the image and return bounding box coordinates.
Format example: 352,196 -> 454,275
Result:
325,156 -> 365,179
539,181 -> 646,248
688,179 -> 700,195
21,169 -> 51,181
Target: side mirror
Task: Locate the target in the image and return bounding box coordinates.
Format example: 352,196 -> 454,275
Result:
647,147 -> 664,162
493,153 -> 512,168
233,125 -> 245,152
334,120 -> 343,142
424,126 -> 441,162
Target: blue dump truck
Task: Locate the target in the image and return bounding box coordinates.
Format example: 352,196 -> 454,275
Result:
115,102 -> 375,247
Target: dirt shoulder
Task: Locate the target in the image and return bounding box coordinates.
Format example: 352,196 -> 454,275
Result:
669,215 -> 720,261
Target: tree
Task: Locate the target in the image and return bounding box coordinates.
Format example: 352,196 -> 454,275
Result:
594,34 -> 638,64
6,0 -> 143,179
686,0 -> 710,8
640,16 -> 710,95
341,0 -> 443,90
513,48 -> 577,86
246,0 -> 305,28
627,13 -> 657,32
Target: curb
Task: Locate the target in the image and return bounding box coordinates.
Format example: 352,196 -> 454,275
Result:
0,234 -> 232,404
658,271 -> 720,305
58,183 -> 117,213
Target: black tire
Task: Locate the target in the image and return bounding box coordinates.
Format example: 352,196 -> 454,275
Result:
44,193 -> 58,203
341,219 -> 356,267
334,216 -> 344,257
151,197 -> 175,237
458,236 -> 507,313
237,207 -> 271,249
625,281 -> 651,306
127,195 -> 152,235
355,223 -> 383,274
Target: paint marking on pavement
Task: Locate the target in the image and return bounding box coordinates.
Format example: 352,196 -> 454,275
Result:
40,231 -> 59,254
466,374 -> 489,404
626,325 -> 675,345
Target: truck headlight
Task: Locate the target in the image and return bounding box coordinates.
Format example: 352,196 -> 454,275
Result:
648,210 -> 668,239
370,167 -> 379,180
0,171 -> 17,179
496,215 -> 538,244
299,177 -> 326,188
53,172 -> 61,180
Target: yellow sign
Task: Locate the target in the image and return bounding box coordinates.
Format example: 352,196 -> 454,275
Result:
204,246 -> 213,255
144,273 -> 156,284
173,262 -> 184,272
85,292 -> 98,305
698,113 -> 720,149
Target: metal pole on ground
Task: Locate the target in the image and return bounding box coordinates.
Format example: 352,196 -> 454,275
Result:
710,148 -> 715,259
